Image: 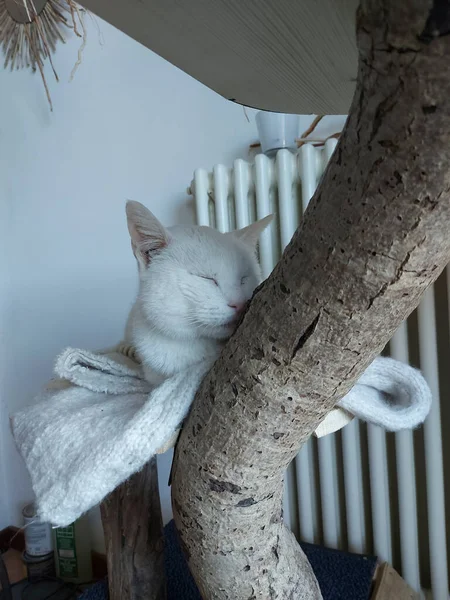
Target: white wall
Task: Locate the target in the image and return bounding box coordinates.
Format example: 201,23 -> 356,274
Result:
0,15 -> 346,552
0,177 -> 13,528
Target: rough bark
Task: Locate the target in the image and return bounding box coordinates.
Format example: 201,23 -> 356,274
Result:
100,458 -> 166,600
171,1 -> 450,598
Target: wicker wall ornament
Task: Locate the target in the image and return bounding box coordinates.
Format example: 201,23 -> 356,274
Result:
0,0 -> 86,109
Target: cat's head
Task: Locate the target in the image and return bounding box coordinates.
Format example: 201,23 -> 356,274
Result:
126,201 -> 273,340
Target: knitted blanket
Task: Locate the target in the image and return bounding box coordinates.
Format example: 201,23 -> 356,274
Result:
10,344 -> 431,527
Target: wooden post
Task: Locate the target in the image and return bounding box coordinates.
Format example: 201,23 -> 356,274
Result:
100,457 -> 166,600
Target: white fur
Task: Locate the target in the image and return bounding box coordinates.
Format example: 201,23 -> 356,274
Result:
125,201 -> 273,383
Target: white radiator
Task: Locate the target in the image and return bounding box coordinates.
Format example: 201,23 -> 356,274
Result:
189,143 -> 449,599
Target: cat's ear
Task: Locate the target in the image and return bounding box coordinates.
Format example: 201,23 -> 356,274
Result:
126,201 -> 170,267
232,215 -> 273,248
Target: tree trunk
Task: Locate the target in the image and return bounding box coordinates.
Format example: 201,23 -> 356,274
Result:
101,457 -> 166,600
171,1 -> 450,598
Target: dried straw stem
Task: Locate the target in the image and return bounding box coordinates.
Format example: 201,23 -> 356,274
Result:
0,0 -> 87,110
297,114 -> 324,143
24,24 -> 52,110
69,1 -> 85,81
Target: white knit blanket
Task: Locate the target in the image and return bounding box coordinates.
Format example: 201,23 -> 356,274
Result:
10,344 -> 431,527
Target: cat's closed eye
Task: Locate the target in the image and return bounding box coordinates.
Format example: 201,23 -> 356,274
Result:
198,275 -> 219,286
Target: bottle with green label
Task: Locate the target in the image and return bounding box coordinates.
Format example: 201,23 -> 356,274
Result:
54,514 -> 92,584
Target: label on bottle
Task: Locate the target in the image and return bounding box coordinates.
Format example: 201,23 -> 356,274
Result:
55,524 -> 78,578
23,504 -> 53,557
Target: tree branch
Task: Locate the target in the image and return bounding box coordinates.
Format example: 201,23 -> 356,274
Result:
101,458 -> 166,600
172,0 -> 450,597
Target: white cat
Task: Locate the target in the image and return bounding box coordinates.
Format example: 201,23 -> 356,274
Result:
125,201 -> 273,385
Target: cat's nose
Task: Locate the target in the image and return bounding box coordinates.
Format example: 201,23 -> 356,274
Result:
228,302 -> 246,314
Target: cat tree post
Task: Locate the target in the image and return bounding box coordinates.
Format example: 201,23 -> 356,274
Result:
170,1 -> 450,598
100,457 -> 166,600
